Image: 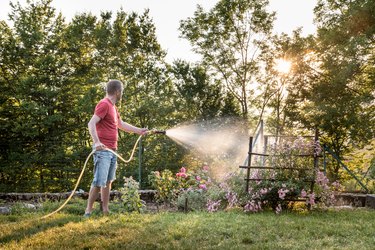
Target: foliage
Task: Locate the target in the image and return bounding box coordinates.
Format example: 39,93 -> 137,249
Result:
170,60 -> 227,120
0,0 -> 186,192
0,0 -> 91,192
340,139 -> 375,192
282,0 -> 375,179
118,176 -> 144,213
179,0 -> 275,119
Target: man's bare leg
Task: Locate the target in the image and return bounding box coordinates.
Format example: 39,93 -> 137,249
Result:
85,186 -> 100,214
101,181 -> 112,215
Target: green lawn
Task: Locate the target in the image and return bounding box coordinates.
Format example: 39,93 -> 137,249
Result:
0,199 -> 374,249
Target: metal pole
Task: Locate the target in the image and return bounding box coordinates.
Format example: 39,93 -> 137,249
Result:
138,137 -> 142,188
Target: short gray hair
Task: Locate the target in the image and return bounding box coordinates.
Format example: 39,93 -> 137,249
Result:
106,80 -> 123,95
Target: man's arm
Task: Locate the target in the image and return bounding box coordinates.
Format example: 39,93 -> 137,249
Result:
118,120 -> 148,135
88,114 -> 106,150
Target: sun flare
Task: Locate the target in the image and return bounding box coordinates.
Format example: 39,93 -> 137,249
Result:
275,59 -> 292,74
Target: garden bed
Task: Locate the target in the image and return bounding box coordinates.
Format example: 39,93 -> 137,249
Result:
1,190 -> 374,216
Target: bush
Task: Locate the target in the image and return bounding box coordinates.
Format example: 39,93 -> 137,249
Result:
148,169 -> 179,203
119,177 -> 145,213
148,138 -> 341,214
148,165 -> 211,206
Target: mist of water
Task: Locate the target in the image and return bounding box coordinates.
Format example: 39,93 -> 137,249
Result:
165,118 -> 251,180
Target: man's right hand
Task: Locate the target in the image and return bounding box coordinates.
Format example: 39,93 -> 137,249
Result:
94,142 -> 106,151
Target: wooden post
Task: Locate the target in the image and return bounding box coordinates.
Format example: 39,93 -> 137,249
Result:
245,137 -> 253,193
262,136 -> 268,167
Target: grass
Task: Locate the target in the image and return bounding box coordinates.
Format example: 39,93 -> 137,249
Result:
0,199 -> 374,249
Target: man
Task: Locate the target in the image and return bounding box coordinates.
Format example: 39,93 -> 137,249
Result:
84,79 -> 148,216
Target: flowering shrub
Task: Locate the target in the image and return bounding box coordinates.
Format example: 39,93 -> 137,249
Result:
312,171 -> 342,208
148,169 -> 178,203
148,165 -> 211,205
207,199 -> 221,212
149,137 -> 341,214
240,137 -> 320,213
175,167 -> 195,189
205,137 -> 340,214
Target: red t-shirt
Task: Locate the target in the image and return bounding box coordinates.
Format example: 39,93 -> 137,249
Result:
94,98 -> 120,149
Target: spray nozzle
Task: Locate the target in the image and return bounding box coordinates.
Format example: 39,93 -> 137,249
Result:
151,129 -> 166,135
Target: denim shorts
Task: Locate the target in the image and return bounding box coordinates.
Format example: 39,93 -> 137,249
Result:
92,150 -> 117,188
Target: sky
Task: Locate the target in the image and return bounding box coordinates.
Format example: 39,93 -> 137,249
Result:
0,0 -> 317,63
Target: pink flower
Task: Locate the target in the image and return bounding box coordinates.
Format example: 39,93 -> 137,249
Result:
300,189 -> 307,198
207,199 -> 220,212
225,191 -> 238,207
332,181 -> 341,191
176,172 -> 187,178
278,188 -> 289,200
199,184 -> 207,190
196,176 -> 201,181
180,167 -> 186,173
244,200 -> 262,213
202,165 -> 209,172
219,182 -> 228,190
307,193 -> 316,206
316,171 -> 329,188
260,188 -> 268,195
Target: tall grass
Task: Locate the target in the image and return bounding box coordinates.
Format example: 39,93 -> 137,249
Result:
0,199 -> 374,249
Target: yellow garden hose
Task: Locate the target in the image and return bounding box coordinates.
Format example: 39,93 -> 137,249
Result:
41,135 -> 143,219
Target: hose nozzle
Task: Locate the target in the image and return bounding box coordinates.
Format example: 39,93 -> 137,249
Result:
152,129 -> 166,135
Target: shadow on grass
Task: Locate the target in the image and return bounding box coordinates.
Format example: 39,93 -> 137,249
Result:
39,213 -> 189,249
0,214 -> 81,245
2,209 -> 374,249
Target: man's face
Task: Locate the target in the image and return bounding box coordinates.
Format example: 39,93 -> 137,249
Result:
116,88 -> 123,102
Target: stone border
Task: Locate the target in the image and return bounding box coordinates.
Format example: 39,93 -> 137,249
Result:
0,190 -> 156,202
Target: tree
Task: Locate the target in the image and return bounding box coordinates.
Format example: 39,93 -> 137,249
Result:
0,0 -> 78,192
170,60 -> 227,121
284,0 -> 375,180
0,1 -> 185,191
179,0 -> 275,120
